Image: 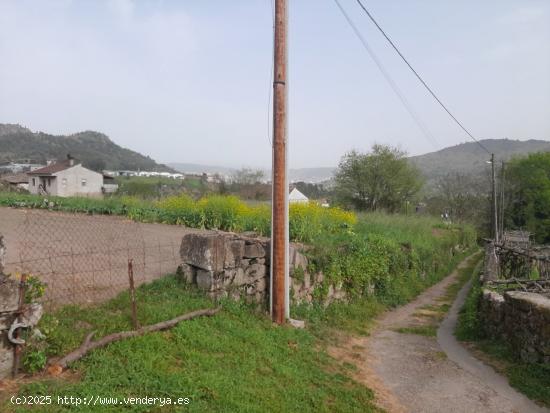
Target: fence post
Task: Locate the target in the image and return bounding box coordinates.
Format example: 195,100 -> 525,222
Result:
127,259 -> 139,330
12,273 -> 27,377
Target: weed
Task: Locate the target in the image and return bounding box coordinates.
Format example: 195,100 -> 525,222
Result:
394,326 -> 438,337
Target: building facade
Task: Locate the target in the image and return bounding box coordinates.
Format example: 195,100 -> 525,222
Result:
27,158 -> 110,197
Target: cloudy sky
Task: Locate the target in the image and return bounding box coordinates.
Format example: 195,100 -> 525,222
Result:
1,0 -> 549,168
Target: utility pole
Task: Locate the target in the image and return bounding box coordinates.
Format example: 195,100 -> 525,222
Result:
491,153 -> 499,243
499,160 -> 505,239
270,0 -> 288,325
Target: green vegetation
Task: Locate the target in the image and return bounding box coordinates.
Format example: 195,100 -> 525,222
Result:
505,151 -> 550,243
455,264 -> 484,341
456,263 -> 550,407
388,255 -> 481,339
115,176 -> 209,199
0,197 -> 480,412
474,341 -> 550,407
300,213 -> 476,305
0,124 -> 172,172
9,276 -> 379,413
334,145 -> 423,212
411,138 -> 550,190
0,192 -> 355,243
394,326 -> 437,337
294,214 -> 477,339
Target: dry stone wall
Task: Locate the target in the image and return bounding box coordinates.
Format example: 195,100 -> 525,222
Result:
179,232 -> 346,306
480,289 -> 550,363
480,242 -> 550,364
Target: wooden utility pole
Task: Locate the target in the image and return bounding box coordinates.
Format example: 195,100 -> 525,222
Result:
499,160 -> 505,239
271,0 -> 288,325
491,153 -> 499,243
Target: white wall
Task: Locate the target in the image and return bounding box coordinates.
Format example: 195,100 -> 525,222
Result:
28,165 -> 104,197
28,176 -> 56,195
54,165 -> 103,197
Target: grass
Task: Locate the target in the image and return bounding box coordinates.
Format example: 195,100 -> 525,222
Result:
394,326 -> 438,337
0,192 -> 355,243
1,209 -> 479,411
6,276 -> 380,413
0,190 -> 480,410
471,340 -> 550,408
456,263 -> 550,408
390,254 -> 482,338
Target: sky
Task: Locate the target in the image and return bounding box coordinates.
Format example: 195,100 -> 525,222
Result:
0,0 -> 549,168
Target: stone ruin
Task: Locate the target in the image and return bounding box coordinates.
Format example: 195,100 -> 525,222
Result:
179,232 -> 346,306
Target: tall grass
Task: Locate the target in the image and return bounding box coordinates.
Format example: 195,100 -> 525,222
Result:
303,213 -> 477,305
0,192 -> 355,243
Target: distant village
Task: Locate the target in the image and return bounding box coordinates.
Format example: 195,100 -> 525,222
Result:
0,157 -> 313,203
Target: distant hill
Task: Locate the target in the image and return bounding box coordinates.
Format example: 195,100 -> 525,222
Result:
410,139 -> 550,187
171,139 -> 550,184
0,124 -> 173,172
168,163 -> 237,176
168,163 -> 336,183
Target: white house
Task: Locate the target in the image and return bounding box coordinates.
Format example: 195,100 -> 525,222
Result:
27,157 -> 117,197
289,188 -> 309,204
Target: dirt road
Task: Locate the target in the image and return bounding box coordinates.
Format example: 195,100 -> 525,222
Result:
331,256 -> 548,413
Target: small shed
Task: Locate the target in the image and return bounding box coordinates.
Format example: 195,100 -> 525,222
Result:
289,188 -> 309,204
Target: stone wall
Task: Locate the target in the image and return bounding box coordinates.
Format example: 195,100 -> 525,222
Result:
479,243 -> 550,364
0,234 -> 22,378
479,288 -> 550,363
179,232 -> 346,306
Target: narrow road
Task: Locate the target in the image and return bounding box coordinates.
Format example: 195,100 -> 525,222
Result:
330,255 -> 549,413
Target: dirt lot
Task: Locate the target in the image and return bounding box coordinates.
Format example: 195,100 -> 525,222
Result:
0,207 -> 211,308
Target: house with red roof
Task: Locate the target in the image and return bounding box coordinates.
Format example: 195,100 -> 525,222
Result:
27,155 -> 115,197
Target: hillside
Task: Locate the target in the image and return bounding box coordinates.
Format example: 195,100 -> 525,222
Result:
170,139 -> 550,184
410,139 -> 550,187
0,124 -> 173,172
169,163 -> 336,183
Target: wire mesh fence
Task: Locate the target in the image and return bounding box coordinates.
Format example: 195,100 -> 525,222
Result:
1,208 -> 185,310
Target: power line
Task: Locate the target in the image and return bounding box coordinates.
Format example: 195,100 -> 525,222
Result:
353,0 -> 491,155
333,0 -> 439,149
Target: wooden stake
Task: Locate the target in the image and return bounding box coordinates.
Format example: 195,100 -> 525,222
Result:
127,259 -> 139,330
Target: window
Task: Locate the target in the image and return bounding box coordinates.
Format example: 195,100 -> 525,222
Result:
47,178 -> 51,187
81,179 -> 87,187
32,178 -> 36,186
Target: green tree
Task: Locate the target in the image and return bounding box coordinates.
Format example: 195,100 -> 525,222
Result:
231,168 -> 264,186
334,145 -> 423,212
425,172 -> 490,230
505,152 -> 550,243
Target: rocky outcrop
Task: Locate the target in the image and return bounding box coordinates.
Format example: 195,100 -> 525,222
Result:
179,232 -> 346,306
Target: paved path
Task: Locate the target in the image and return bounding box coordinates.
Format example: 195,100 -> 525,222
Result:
330,255 -> 549,413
